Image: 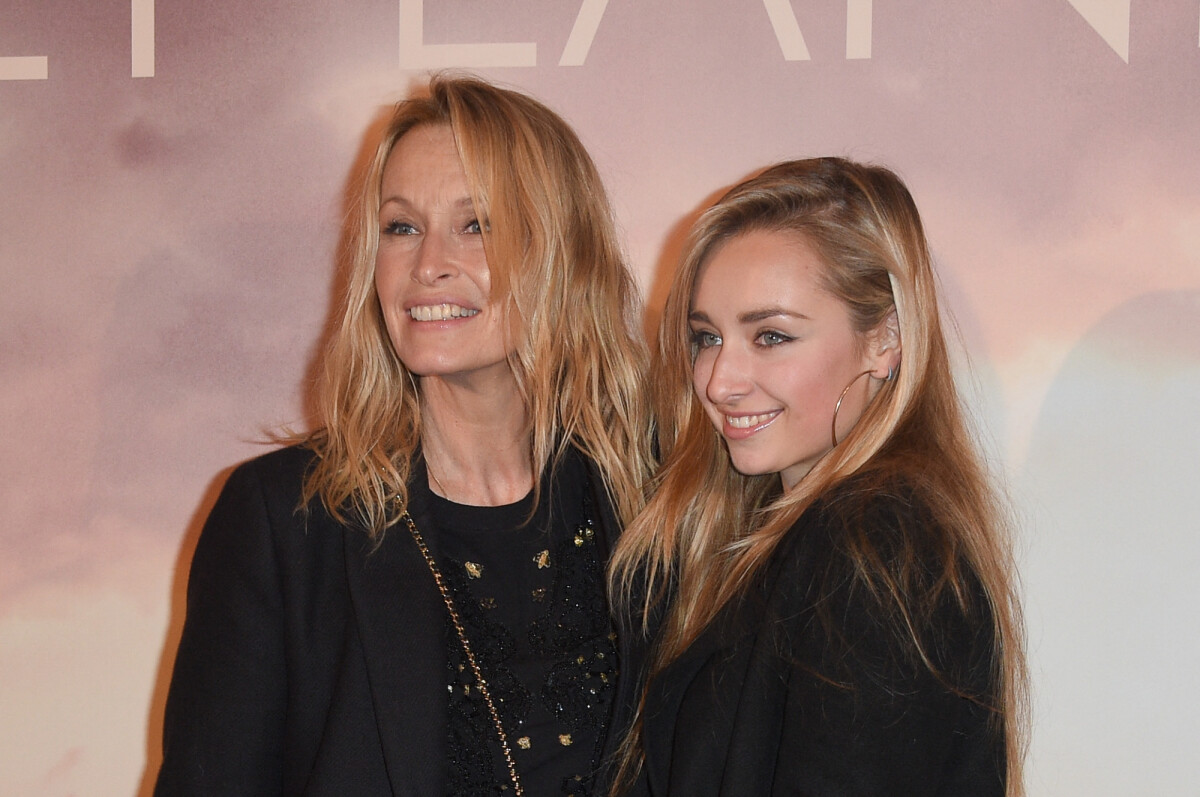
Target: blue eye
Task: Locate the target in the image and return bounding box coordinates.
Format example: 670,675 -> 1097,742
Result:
756,330 -> 792,347
691,330 -> 721,349
383,220 -> 418,235
465,219 -> 482,234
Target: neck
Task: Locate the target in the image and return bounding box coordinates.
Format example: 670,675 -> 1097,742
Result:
419,372 -> 533,506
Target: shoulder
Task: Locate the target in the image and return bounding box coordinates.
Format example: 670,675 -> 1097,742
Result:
776,475 -> 950,590
769,474 -> 990,671
226,442 -> 318,492
811,475 -> 934,543
197,443 -> 342,562
214,443 -> 319,517
772,476 -> 932,580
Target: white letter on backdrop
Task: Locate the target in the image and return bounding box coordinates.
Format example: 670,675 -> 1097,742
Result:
559,0 -> 608,66
132,0 -> 155,77
398,0 -> 536,68
762,0 -> 811,60
0,55 -> 47,80
846,0 -> 872,59
1065,0 -> 1130,62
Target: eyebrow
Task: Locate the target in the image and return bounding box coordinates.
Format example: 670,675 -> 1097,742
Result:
378,195 -> 477,212
740,306 -> 810,323
689,307 -> 809,324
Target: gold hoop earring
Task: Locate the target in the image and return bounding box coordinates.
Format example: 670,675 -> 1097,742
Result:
831,370 -> 874,449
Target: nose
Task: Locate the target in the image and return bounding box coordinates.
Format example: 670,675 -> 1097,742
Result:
411,232 -> 458,285
702,344 -> 752,406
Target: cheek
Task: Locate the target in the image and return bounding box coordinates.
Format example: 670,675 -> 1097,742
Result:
790,356 -> 860,420
373,253 -> 403,298
462,245 -> 492,290
691,353 -> 712,401
797,371 -> 833,405
372,263 -> 407,342
772,360 -> 835,419
690,354 -> 725,430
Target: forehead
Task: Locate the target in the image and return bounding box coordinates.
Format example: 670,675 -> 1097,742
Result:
381,124 -> 466,191
692,229 -> 829,308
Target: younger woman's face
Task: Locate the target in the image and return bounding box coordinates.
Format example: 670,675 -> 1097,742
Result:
688,230 -> 880,489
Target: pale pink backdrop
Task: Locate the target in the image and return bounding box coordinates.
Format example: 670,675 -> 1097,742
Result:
2,2 -> 1198,794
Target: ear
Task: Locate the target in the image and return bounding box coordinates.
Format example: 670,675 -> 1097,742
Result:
865,309 -> 902,380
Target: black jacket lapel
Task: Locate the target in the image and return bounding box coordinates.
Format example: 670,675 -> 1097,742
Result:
343,481 -> 447,797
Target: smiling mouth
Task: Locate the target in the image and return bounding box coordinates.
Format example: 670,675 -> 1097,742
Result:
726,411 -> 780,429
408,303 -> 479,321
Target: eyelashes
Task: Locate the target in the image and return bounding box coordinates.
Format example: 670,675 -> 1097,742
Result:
380,218 -> 487,235
755,330 -> 793,347
382,219 -> 418,235
689,329 -> 795,350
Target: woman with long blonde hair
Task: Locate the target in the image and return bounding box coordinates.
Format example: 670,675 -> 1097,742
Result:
608,158 -> 1026,796
156,75 -> 653,796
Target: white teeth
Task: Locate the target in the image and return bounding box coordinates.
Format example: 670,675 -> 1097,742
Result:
727,412 -> 778,429
408,303 -> 479,321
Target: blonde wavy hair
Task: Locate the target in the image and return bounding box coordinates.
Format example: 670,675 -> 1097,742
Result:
301,74 -> 654,537
609,158 -> 1027,794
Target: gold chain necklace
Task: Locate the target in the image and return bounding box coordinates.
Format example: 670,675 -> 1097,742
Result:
401,512 -> 524,796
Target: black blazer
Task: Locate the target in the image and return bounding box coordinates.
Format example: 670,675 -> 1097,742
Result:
155,444 -> 626,796
627,487 -> 1004,797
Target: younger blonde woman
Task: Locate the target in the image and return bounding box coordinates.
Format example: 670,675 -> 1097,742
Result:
609,158 -> 1026,796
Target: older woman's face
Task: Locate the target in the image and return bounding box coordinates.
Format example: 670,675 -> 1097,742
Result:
688,230 -> 883,489
374,124 -> 511,383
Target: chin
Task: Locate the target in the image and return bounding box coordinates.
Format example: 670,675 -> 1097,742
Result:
728,458 -> 774,480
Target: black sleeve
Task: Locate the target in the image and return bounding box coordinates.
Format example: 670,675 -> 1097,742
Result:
155,461 -> 289,796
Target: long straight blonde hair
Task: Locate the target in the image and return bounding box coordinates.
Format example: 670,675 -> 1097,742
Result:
609,158 -> 1026,794
301,74 -> 654,536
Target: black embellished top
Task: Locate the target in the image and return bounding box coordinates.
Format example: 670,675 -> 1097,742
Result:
426,463 -> 616,797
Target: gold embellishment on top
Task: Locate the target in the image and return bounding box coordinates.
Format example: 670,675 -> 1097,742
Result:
533,550 -> 550,569
401,513 -> 523,795
531,587 -> 547,602
558,734 -> 573,746
517,736 -> 531,750
465,561 -> 483,579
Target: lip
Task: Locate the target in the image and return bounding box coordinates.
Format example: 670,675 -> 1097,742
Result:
721,410 -> 781,440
